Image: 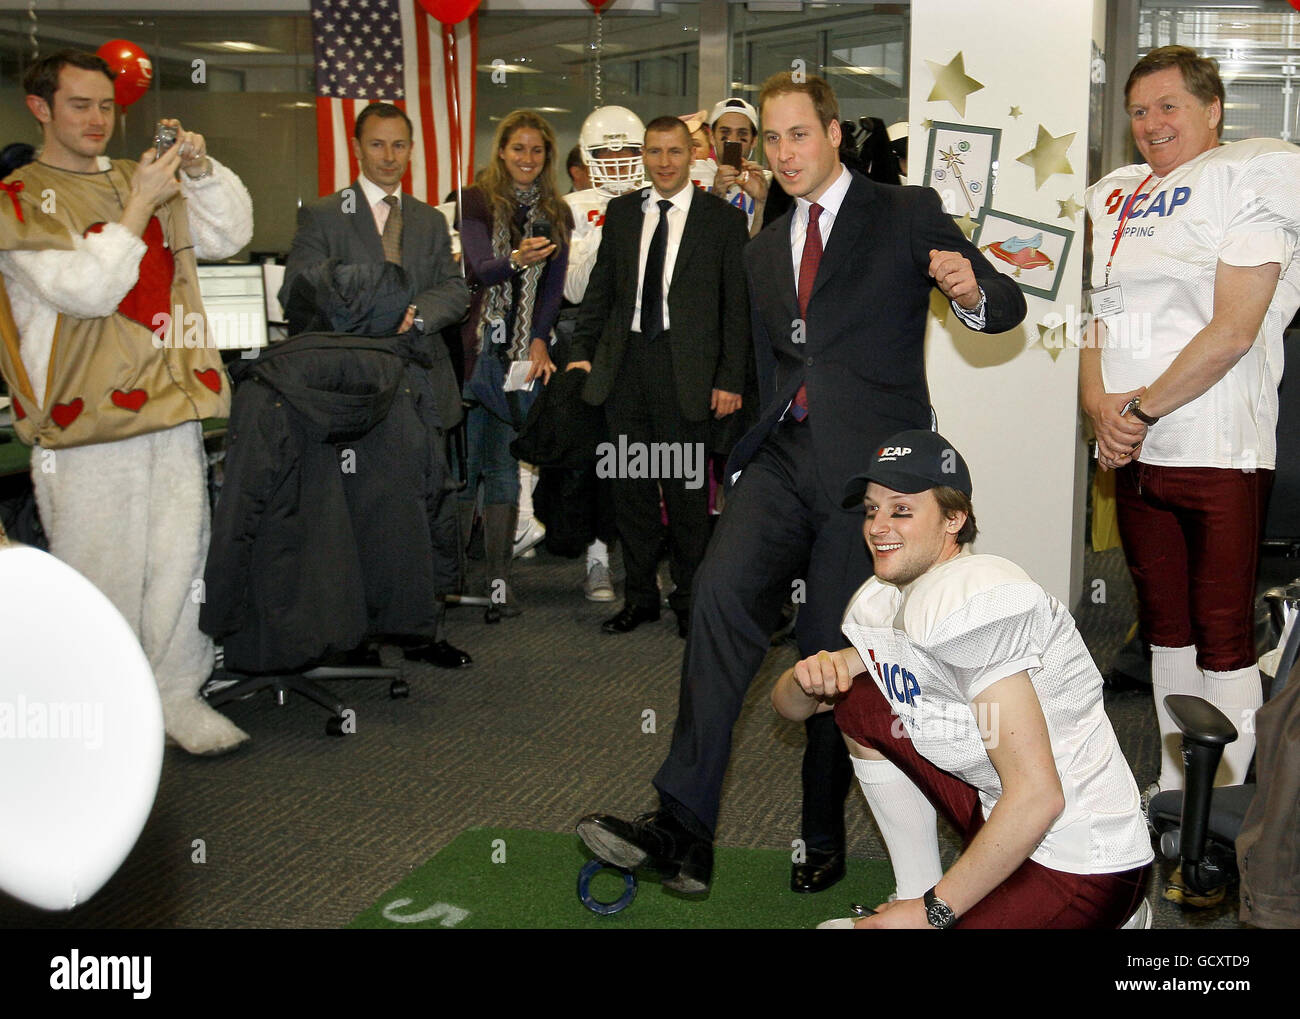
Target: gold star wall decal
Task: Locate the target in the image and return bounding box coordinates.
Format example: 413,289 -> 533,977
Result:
1009,105 -> 1023,119
1057,195 -> 1084,220
954,212 -> 978,240
1016,124 -> 1075,189
925,52 -> 984,118
1033,319 -> 1075,362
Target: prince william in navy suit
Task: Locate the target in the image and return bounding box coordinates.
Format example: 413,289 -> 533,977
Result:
579,73 -> 1026,896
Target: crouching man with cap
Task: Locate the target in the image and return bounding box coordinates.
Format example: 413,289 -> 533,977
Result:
773,431 -> 1154,928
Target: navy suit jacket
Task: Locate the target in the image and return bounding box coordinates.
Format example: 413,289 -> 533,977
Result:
733,170 -> 1027,506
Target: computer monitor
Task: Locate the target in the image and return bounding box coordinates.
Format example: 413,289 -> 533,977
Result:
195,264 -> 269,351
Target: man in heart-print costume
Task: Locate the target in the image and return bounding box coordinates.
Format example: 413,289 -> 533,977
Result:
0,50 -> 254,754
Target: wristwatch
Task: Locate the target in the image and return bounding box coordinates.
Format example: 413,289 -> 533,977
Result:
1128,396 -> 1160,426
923,886 -> 957,929
508,249 -> 523,272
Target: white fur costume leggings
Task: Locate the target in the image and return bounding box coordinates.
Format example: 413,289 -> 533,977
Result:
31,422 -> 213,703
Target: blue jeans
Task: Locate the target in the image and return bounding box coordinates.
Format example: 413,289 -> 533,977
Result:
458,403 -> 519,507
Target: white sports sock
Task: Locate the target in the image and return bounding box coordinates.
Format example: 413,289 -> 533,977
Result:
587,539 -> 609,570
1150,644 -> 1201,792
1202,665 -> 1263,785
851,754 -> 942,900
517,462 -> 537,526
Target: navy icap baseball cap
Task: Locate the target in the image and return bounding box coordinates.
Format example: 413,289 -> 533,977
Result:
841,429 -> 973,509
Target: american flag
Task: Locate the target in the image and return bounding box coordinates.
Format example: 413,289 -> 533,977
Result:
311,0 -> 478,203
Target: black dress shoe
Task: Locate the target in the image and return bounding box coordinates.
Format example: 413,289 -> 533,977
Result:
576,811 -> 713,894
328,644 -> 382,668
791,848 -> 846,893
403,640 -> 472,669
601,604 -> 660,634
674,608 -> 689,639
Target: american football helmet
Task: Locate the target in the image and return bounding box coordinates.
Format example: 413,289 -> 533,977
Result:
579,105 -> 646,196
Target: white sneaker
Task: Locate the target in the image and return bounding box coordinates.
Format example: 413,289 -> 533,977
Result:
1141,781 -> 1160,833
1121,899 -> 1153,929
584,562 -> 616,602
513,517 -> 546,558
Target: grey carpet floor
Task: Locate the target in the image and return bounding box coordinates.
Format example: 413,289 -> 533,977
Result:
0,541 -> 1282,930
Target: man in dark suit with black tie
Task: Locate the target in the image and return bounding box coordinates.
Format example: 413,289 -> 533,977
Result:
281,101 -> 472,670
566,116 -> 749,639
578,74 -> 1026,897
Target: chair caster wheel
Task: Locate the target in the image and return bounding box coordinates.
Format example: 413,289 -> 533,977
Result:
577,858 -> 637,915
325,715 -> 349,737
389,679 -> 410,699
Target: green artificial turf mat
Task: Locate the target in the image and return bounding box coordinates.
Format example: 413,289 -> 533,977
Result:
349,827 -> 893,929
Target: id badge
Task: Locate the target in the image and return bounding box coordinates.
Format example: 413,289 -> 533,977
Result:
1088,284 -> 1125,319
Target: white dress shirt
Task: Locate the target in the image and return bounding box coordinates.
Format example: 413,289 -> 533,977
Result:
633,182 -> 694,333
358,174 -> 401,236
789,163 -> 853,279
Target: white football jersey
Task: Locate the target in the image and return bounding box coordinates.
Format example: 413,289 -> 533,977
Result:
562,188 -> 612,304
840,552 -> 1153,875
689,158 -> 716,192
1085,138 -> 1300,470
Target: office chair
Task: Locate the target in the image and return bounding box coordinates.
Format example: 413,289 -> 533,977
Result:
201,328 -> 446,736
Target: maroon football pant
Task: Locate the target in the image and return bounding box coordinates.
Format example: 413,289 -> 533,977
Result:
1115,463 -> 1272,671
835,679 -> 1150,929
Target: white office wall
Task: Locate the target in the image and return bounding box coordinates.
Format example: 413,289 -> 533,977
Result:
911,0 -> 1103,606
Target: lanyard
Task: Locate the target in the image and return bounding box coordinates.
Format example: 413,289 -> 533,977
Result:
1104,172 -> 1154,286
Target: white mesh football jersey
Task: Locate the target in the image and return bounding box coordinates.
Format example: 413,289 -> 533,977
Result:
689,158 -> 716,192
1085,138 -> 1300,470
562,187 -> 612,304
841,552 -> 1153,875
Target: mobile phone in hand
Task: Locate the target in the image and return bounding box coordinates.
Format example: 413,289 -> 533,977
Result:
530,219 -> 552,243
722,141 -> 743,170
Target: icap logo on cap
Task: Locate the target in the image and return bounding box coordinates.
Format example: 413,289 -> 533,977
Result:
877,446 -> 911,461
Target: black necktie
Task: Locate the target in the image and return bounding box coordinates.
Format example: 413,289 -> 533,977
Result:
640,199 -> 673,340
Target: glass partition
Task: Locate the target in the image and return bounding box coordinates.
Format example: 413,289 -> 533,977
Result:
1139,1 -> 1299,143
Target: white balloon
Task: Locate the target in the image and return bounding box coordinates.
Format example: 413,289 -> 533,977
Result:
0,544 -> 162,911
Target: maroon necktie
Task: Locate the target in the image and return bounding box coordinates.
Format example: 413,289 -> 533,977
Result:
790,203 -> 823,421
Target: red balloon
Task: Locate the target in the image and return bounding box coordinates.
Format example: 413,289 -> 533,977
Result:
417,0 -> 481,25
96,39 -> 153,109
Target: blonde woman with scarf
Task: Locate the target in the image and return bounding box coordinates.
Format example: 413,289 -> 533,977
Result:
457,110 -> 571,622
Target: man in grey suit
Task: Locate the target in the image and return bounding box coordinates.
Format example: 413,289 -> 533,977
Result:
281,101 -> 472,669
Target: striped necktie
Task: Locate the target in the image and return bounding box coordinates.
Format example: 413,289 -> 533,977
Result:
381,194 -> 402,265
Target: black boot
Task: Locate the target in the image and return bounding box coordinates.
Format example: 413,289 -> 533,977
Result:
482,502 -> 521,622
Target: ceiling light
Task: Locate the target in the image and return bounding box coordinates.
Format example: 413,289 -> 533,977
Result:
191,41 -> 280,54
